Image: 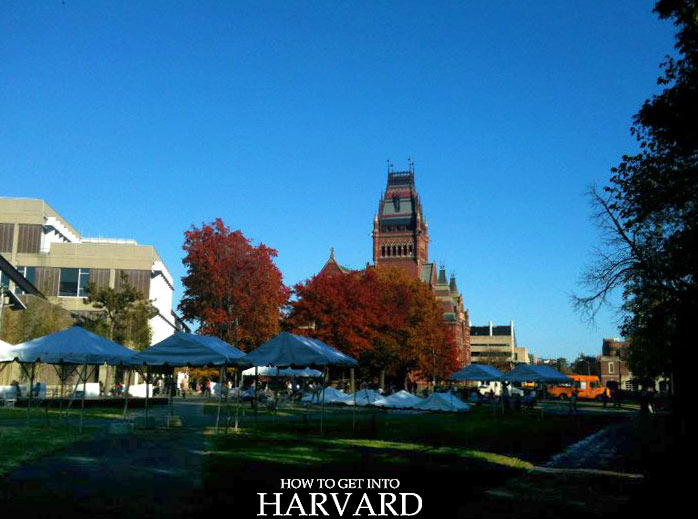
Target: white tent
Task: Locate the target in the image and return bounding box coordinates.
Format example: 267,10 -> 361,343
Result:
128,332 -> 245,366
412,392 -> 471,412
501,364 -> 572,384
373,390 -> 423,409
449,364 -> 503,382
1,326 -> 135,365
345,388 -> 382,407
127,332 -> 246,432
301,387 -> 353,405
0,327 -> 135,431
242,366 -> 322,377
239,332 -> 358,368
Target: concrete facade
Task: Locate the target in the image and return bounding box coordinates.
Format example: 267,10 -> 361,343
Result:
470,321 -> 529,367
0,197 -> 185,345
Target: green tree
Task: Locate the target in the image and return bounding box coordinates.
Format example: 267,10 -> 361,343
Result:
0,296 -> 74,345
83,273 -> 157,350
570,353 -> 600,377
575,0 -> 697,404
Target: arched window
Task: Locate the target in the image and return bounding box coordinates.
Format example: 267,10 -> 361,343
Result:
392,245 -> 396,256
381,246 -> 385,257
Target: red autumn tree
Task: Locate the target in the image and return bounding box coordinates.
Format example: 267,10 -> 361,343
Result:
286,266 -> 459,386
178,218 -> 289,350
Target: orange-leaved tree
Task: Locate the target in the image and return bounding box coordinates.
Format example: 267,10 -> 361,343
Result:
178,218 -> 289,350
286,266 -> 459,386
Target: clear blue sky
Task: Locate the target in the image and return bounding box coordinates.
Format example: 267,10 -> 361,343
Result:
1,1 -> 677,361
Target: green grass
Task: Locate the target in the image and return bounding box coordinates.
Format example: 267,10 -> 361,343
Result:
0,426 -> 96,476
0,406 -> 127,421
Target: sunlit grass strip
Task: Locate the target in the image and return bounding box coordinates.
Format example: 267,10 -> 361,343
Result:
0,426 -> 96,476
210,431 -> 532,470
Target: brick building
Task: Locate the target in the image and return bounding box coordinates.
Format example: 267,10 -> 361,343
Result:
599,337 -> 634,390
319,167 -> 471,366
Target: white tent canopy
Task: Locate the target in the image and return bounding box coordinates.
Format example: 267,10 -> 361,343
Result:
501,364 -> 572,383
373,390 -> 423,409
128,332 -> 245,366
242,366 -> 322,377
449,364 -> 503,382
412,392 -> 471,412
240,332 -> 358,368
0,326 -> 135,366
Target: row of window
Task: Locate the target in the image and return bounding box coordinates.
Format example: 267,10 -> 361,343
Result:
1,266 -> 91,298
380,244 -> 413,258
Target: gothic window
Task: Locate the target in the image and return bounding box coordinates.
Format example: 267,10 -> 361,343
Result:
392,196 -> 400,212
381,246 -> 385,257
392,245 -> 396,256
409,244 -> 413,255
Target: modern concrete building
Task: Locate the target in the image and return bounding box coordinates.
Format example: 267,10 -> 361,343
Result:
469,321 -> 529,367
0,197 -> 186,345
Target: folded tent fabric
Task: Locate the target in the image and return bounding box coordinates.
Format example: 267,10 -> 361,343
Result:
412,392 -> 471,412
448,363 -> 503,382
240,332 -> 358,368
1,326 -> 135,365
301,387 -> 352,404
128,332 -> 245,366
345,388 -> 382,406
373,390 -> 423,408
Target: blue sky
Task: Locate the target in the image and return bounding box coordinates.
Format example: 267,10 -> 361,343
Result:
1,1 -> 677,360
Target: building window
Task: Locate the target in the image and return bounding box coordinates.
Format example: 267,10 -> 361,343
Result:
15,266 -> 36,295
381,246 -> 385,257
608,362 -> 614,374
59,268 -> 90,297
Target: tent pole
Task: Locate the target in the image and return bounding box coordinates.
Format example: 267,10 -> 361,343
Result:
351,368 -> 356,433
235,367 -> 242,432
144,366 -> 150,428
254,366 -> 258,428
215,365 -> 225,433
24,362 -> 36,428
320,366 -> 327,435
168,367 -> 174,419
79,361 -> 88,433
122,367 -> 132,421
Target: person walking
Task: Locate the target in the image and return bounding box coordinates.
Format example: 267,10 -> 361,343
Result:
569,388 -> 579,415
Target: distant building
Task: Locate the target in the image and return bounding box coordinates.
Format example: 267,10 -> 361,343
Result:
599,337 -> 634,390
470,321 -> 529,368
0,197 -> 188,345
319,168 -> 471,366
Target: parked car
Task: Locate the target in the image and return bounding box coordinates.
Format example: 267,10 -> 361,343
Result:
547,375 -> 610,400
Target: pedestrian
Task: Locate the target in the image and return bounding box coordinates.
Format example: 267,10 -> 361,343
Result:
569,388 -> 578,415
205,378 -> 212,398
601,388 -> 609,408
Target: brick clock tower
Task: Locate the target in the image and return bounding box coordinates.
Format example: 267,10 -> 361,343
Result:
319,163 -> 471,368
372,168 -> 430,279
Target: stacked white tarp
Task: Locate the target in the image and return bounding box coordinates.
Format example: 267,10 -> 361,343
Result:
302,387 -> 353,404
412,392 -> 470,412
0,327 -> 135,365
240,332 -> 358,368
127,383 -> 154,398
373,390 -> 423,409
345,388 -> 382,406
242,366 -> 322,377
128,332 -> 245,366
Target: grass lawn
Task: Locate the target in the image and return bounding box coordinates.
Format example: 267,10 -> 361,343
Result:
0,425 -> 96,476
0,406 -> 127,422
204,405 -> 625,516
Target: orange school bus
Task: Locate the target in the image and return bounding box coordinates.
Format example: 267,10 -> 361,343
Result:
547,375 -> 610,401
